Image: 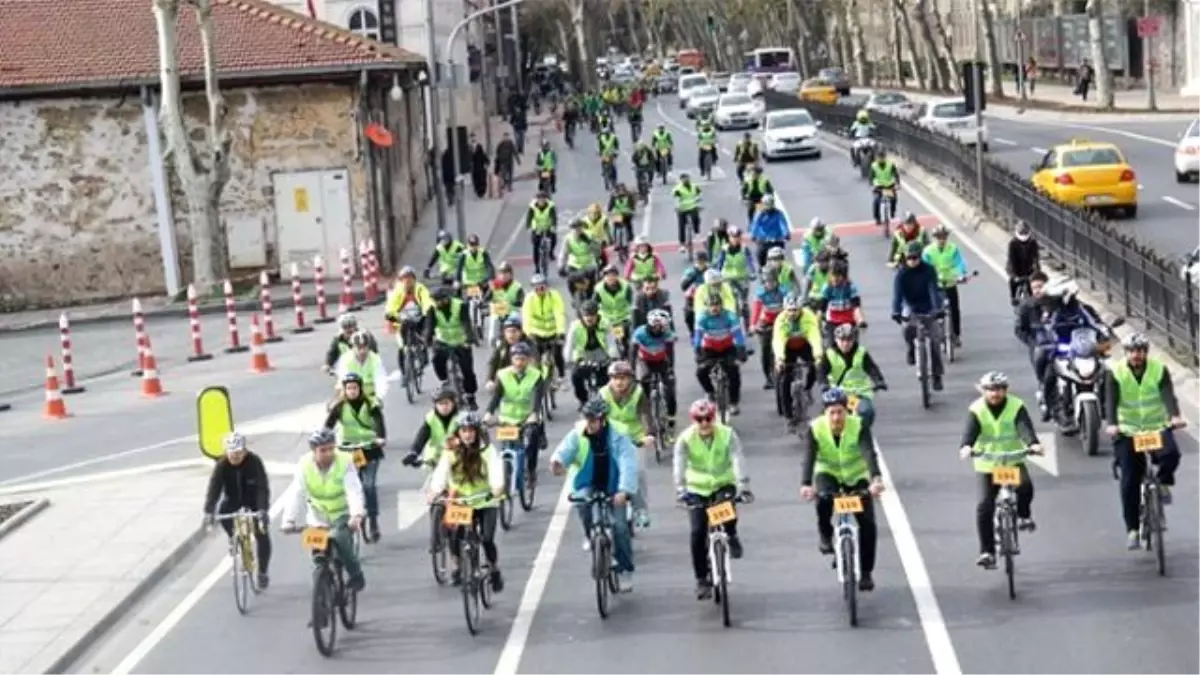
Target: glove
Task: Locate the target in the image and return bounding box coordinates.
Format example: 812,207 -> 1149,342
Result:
891,314 -> 902,325
875,382 -> 889,392
738,489 -> 756,504
935,311 -> 947,320
202,513 -> 215,528
402,452 -> 420,467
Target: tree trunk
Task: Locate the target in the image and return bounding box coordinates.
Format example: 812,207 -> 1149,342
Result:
979,0 -> 1005,97
622,0 -> 642,54
785,0 -> 813,77
913,0 -> 945,89
845,0 -> 870,85
889,2 -> 906,86
893,0 -> 928,89
1085,0 -> 1114,108
931,5 -> 959,92
570,0 -> 594,88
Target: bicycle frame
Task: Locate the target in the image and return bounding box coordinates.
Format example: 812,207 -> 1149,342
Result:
829,494 -> 864,585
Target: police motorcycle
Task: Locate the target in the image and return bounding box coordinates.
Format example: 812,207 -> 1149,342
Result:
1048,316 -> 1123,457
851,135 -> 878,181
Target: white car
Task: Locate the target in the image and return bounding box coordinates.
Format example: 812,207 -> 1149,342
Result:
714,93 -> 762,129
677,73 -> 710,109
727,80 -> 751,95
761,108 -> 822,161
914,97 -> 989,150
863,91 -> 914,117
685,85 -> 722,118
729,72 -> 754,86
1175,119 -> 1199,183
768,72 -> 802,94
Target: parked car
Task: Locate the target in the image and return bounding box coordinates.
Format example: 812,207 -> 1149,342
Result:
818,67 -> 851,96
1175,118 -> 1199,183
714,93 -> 762,129
677,73 -> 710,109
761,108 -> 822,161
768,72 -> 802,94
863,91 -> 914,117
685,85 -> 722,118
913,97 -> 989,150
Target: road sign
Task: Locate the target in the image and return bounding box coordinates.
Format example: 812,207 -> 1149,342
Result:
1137,16 -> 1162,38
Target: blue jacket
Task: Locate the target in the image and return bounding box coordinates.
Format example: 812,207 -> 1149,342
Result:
680,265 -> 706,294
891,261 -> 942,316
632,324 -> 676,361
693,309 -> 746,350
551,423 -> 639,496
750,207 -> 790,241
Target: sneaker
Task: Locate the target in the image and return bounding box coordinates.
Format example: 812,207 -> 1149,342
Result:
1126,530 -> 1140,550
582,538 -> 591,553
976,552 -> 996,568
256,573 -> 270,590
818,535 -> 834,555
857,574 -> 875,592
905,347 -> 916,366
953,336 -> 963,348
1017,517 -> 1036,532
451,568 -> 463,586
728,536 -> 744,559
678,245 -> 688,254
635,509 -> 651,529
490,569 -> 505,593
695,580 -> 713,600
348,574 -> 366,592
932,376 -> 944,391
729,404 -> 740,416
617,571 -> 634,593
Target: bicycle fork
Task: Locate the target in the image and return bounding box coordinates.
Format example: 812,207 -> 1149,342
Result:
833,518 -> 861,584
709,530 -> 732,583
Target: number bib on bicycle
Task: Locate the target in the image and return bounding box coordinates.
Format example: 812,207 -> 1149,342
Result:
811,415 -> 869,484
968,396 -> 1027,473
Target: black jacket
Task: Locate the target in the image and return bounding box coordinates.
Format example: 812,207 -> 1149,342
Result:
1006,238 -> 1041,277
204,452 -> 271,513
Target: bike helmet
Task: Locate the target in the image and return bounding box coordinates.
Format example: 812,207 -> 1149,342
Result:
337,313 -> 358,329
1044,277 -> 1079,301
761,263 -> 780,284
703,269 -> 722,284
902,212 -> 919,227
602,263 -> 620,277
648,309 -> 671,328
308,428 -> 337,448
503,314 -> 523,328
833,323 -> 857,341
581,397 -> 610,419
497,261 -> 513,273
456,412 -> 483,430
978,371 -> 1009,389
808,217 -> 825,232
1123,332 -> 1151,351
436,231 -> 452,244
510,342 -> 534,358
766,247 -> 786,261
223,431 -> 247,453
694,250 -> 710,263
433,286 -> 455,302
728,225 -> 743,238
398,265 -> 416,278
580,299 -> 600,316
531,273 -> 548,287
341,372 -> 365,388
689,399 -> 717,421
466,234 -> 481,246
713,218 -> 728,230
932,224 -> 950,238
829,260 -> 849,277
349,332 -> 372,348
1015,221 -> 1032,241
761,194 -> 775,207
608,360 -> 633,377
432,383 -> 458,402
634,235 -> 650,248
783,295 -> 802,311
822,387 -> 849,408
825,234 -> 842,250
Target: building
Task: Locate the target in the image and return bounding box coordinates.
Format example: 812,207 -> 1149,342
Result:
0,0 -> 430,309
1183,0 -> 1200,95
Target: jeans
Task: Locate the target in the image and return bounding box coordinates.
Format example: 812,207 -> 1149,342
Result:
1113,431 -> 1182,531
317,515 -> 363,580
432,344 -> 479,395
813,475 -> 877,575
872,188 -> 898,224
576,490 -> 635,573
687,486 -> 739,581
852,395 -> 877,429
358,460 -> 381,518
217,500 -> 272,574
975,466 -> 1033,554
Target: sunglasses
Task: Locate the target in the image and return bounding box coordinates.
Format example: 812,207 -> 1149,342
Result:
695,415 -> 715,424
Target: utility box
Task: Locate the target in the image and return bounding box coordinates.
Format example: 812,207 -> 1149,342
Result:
961,61 -> 988,114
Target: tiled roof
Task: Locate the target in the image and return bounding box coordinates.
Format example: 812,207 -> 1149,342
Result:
0,0 -> 424,91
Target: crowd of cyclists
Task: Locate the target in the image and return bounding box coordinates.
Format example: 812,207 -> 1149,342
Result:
200,84 -> 1189,626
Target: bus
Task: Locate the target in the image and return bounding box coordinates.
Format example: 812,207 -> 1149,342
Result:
744,47 -> 795,73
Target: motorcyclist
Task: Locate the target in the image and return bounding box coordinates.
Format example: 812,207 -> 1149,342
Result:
1013,270 -> 1050,351
817,324 -> 887,429
1005,221 -> 1042,307
565,300 -> 612,408
693,292 -> 748,415
886,212 -> 929,267
748,194 -> 790,269
525,192 -> 558,275
680,251 -> 711,338
890,241 -> 945,390
749,264 -> 787,388
1034,278 -> 1109,421
848,109 -> 877,167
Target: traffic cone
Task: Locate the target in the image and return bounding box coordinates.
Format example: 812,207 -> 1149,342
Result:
140,340 -> 166,397
43,355 -> 69,420
249,313 -> 273,373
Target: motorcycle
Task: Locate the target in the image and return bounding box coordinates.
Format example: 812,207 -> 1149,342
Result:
852,137 -> 878,180
1050,321 -> 1120,456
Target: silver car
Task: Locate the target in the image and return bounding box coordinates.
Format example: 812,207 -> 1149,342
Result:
685,86 -> 722,119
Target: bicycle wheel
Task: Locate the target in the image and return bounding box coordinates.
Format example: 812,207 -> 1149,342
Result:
945,320 -> 957,363
311,565 -> 338,657
500,458 -> 515,531
1000,512 -> 1017,600
478,547 -> 495,610
403,349 -> 417,404
594,535 -> 612,619
918,339 -> 931,410
430,519 -> 450,585
1149,489 -> 1166,576
716,376 -> 729,424
232,538 -> 251,615
337,563 -> 358,629
462,545 -> 482,635
713,539 -> 732,627
840,535 -> 858,627
652,391 -> 666,464
519,451 -> 537,511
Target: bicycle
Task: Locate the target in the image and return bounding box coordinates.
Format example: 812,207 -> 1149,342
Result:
680,491 -> 748,628
568,492 -> 624,619
296,524 -> 358,657
823,487 -> 871,627
408,460 -> 453,585
710,357 -> 731,424
494,422 -> 538,530
1116,426 -> 1183,577
940,271 -> 978,364
657,147 -> 672,184
391,308 -> 427,404
341,441 -> 379,553
729,280 -> 751,332
537,338 -> 560,422
535,231 -> 554,277
778,360 -> 812,434
601,157 -> 617,191
971,448 -> 1037,598
1011,275 -> 1031,310
487,296 -> 513,348
464,284 -> 487,340
437,493 -> 503,635
608,319 -> 633,362
611,214 -> 630,265
647,370 -> 670,464
906,313 -> 942,410
214,508 -> 267,615
538,169 -> 555,195
877,187 -> 896,239
699,145 -> 715,180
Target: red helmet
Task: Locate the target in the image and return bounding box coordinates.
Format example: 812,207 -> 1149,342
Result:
689,399 -> 717,421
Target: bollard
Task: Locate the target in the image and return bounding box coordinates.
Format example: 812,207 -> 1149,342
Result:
130,298 -> 147,377
338,247 -> 361,313
249,313 -> 273,373
312,256 -> 334,324
291,262 -> 314,334
43,355 -> 69,419
360,242 -> 378,305
57,313 -> 86,394
221,279 -> 250,354
186,284 -> 214,362
259,270 -> 284,344
140,337 -> 166,397
366,238 -> 382,302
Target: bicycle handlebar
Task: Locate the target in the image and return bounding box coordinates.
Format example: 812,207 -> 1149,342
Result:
968,447 -> 1041,461
677,493 -> 749,509
214,509 -> 268,521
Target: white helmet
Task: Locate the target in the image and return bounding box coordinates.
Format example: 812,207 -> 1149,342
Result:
1045,277 -> 1079,301
648,309 -> 671,328
223,431 -> 247,454
809,216 -> 824,230
703,269 -> 722,284
761,194 -> 775,207
633,235 -> 650,247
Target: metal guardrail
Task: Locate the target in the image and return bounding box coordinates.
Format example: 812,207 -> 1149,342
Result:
762,91 -> 1199,366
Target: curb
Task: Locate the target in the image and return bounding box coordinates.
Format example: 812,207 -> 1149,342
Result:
0,497 -> 50,540
860,85 -> 1198,116
39,524 -> 209,675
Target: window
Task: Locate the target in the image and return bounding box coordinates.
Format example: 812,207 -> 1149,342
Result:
347,7 -> 379,39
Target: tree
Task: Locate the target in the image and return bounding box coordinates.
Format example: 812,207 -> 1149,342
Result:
1085,0 -> 1114,108
153,0 -> 232,293
913,0 -> 948,90
892,0 -> 929,89
979,0 -> 1005,97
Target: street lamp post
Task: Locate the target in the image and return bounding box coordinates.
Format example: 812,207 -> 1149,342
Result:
445,0 -> 530,241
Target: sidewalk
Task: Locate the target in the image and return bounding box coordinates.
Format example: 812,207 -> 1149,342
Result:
863,78 -> 1198,117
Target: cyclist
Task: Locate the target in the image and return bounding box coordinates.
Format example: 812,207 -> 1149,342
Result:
692,268 -> 737,322
716,225 -> 756,322
696,118 -> 718,174
323,372 -> 387,542
817,324 -> 888,429
606,185 -> 637,250
805,249 -> 833,304
674,398 -> 753,600
427,413 -> 506,590
633,309 -> 678,437
403,384 -> 461,470
486,313 -> 532,383
672,173 -> 703,253
733,134 -> 761,184
800,388 -> 886,591
891,241 -> 944,390
800,217 -> 831,271
705,217 -> 732,262
597,125 -> 621,185
680,251 -> 711,338
823,234 -> 850,270
600,361 -> 655,528
869,147 -> 900,227
486,262 -> 525,346
767,246 -> 800,297
886,213 -> 929,267
773,296 -> 822,429
1103,333 -> 1186,550
520,273 -> 568,386
334,331 -> 389,402
749,264 -> 787,388
631,140 -> 657,193
525,192 -> 558,276
456,234 -> 495,297
565,300 -> 611,408
1005,221 -> 1041,307
202,431 -> 273,590
423,286 -> 479,408
651,123 -> 674,174
324,313 -> 380,375
424,231 -> 465,280
281,428 -> 367,592
535,139 -> 557,193
749,195 -> 790,269
484,342 -> 546,488
558,220 -> 602,299
625,237 -> 667,284
581,203 -> 611,253
957,371 -> 1042,568
594,265 -> 636,355
693,292 -> 748,415
550,398 -> 640,591
817,260 -> 865,346
922,224 -> 969,350
632,274 -> 672,331
740,163 -> 773,224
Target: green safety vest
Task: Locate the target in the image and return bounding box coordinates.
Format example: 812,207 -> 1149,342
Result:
698,129 -> 716,147
433,299 -> 467,346
807,266 -> 829,300
811,415 -> 869,484
682,424 -> 736,497
344,352 -> 383,399
445,446 -> 499,497
537,151 -> 556,170
652,131 -> 672,149
870,161 -> 897,188
568,421 -> 597,470
435,242 -> 465,274
594,281 -> 632,324
805,232 -> 829,256
630,255 -> 658,281
302,452 -> 352,520
743,176 -> 770,195
336,400 -> 377,445
524,292 -> 560,337
530,203 -> 554,233
566,235 -> 597,270
497,366 -> 542,424
1113,359 -> 1169,434
673,183 -> 700,211
968,396 -> 1027,473
721,248 -> 751,281
923,243 -> 960,287
825,347 -> 873,398
461,249 -> 489,286
602,385 -> 645,442
570,320 -> 605,360
611,196 -> 634,216
421,411 -> 458,463
599,134 -> 618,155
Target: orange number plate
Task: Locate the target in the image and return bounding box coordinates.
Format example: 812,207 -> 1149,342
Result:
443,504 -> 474,526
992,466 -> 1021,486
706,501 -> 736,526
301,527 -> 330,551
833,495 -> 863,514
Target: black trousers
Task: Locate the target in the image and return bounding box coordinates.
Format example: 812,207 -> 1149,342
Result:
813,475 -> 877,575
975,466 -> 1034,554
688,486 -> 739,581
432,344 -> 478,395
217,499 -> 272,574
776,344 -> 816,415
696,350 -> 741,405
638,359 -> 678,417
677,210 -> 701,245
943,285 -> 962,339
1113,433 -> 1181,531
450,508 -> 499,566
530,231 -> 557,275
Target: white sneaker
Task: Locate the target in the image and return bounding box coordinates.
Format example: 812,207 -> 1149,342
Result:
582,538 -> 591,552
617,571 -> 633,592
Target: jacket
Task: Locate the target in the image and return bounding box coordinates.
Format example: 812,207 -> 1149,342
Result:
204,452 -> 271,513
552,424 -> 639,496
891,261 -> 942,316
749,207 -> 790,241
1006,238 -> 1040,277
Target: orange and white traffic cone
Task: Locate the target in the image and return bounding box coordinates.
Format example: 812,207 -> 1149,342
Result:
43,355 -> 69,419
249,313 -> 273,373
140,339 -> 166,397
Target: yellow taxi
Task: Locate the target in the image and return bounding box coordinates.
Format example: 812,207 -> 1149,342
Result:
1030,138 -> 1138,218
798,78 -> 839,105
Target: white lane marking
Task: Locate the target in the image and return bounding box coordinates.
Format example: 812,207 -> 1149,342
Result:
0,459 -> 209,497
1030,147 -> 1047,154
493,476 -> 575,675
999,119 -> 1178,148
640,192 -> 655,238
396,489 -> 429,532
0,435 -> 200,488
1164,196 -> 1196,211
993,138 -> 1019,146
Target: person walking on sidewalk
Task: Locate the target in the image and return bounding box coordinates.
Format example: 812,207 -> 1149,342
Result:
203,432 -> 273,590
495,132 -> 520,193
1075,60 -> 1094,102
1023,57 -> 1038,97
471,135 -> 490,198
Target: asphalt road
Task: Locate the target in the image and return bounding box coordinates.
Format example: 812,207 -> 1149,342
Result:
71,100 -> 1197,675
982,115 -> 1199,259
